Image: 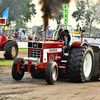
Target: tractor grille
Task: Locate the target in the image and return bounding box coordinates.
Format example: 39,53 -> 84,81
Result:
29,49 -> 41,58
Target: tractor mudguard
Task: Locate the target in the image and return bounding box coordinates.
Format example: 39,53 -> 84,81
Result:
71,41 -> 89,47
0,35 -> 9,47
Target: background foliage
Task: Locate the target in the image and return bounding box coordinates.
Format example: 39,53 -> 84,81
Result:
0,0 -> 36,28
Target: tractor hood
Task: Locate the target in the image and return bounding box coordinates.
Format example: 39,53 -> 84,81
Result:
28,41 -> 64,49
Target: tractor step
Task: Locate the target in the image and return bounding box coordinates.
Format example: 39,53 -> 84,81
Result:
64,53 -> 68,56
61,60 -> 67,63
59,66 -> 66,68
62,53 -> 68,60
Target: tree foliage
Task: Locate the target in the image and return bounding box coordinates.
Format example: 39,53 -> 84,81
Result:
0,0 -> 36,27
72,0 -> 100,33
72,0 -> 86,22
52,10 -> 63,24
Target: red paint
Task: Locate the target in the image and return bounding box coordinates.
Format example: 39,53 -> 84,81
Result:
71,41 -> 84,47
43,41 -> 64,49
81,32 -> 83,42
80,27 -> 84,42
17,64 -> 20,72
41,49 -> 43,62
27,60 -> 32,72
0,35 -> 9,47
27,64 -> 31,72
0,18 -> 6,25
61,68 -> 66,74
17,60 -> 21,72
28,60 -> 32,64
17,60 -> 21,63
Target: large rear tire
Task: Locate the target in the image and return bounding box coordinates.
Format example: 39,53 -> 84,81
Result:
67,46 -> 94,83
12,58 -> 24,80
45,61 -> 58,85
4,40 -> 18,59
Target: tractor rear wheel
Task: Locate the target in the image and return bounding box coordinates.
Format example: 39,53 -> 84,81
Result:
4,40 -> 18,59
31,71 -> 45,79
12,58 -> 24,80
45,61 -> 58,85
67,46 -> 94,83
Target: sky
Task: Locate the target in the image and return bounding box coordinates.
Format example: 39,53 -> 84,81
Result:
27,0 -> 99,29
27,0 -> 77,29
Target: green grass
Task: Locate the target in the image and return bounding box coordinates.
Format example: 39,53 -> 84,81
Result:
0,61 -> 13,65
18,48 -> 28,53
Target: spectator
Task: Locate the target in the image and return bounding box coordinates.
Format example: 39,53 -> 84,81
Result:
17,36 -> 22,42
90,34 -> 93,37
84,39 -> 88,43
34,36 -> 40,41
21,30 -> 26,41
25,35 -> 29,41
47,29 -> 52,37
28,35 -> 33,41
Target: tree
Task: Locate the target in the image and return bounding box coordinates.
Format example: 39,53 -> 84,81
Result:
72,0 -> 86,22
14,17 -> 27,29
0,0 -> 36,27
52,10 -> 63,24
72,0 -> 100,34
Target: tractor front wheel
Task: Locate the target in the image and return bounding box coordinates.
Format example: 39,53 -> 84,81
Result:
45,61 -> 58,85
12,58 -> 24,80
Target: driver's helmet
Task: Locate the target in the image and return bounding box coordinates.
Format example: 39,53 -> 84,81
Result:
58,29 -> 65,36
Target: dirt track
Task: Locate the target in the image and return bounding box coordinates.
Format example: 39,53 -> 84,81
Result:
0,53 -> 100,100
0,52 -> 27,61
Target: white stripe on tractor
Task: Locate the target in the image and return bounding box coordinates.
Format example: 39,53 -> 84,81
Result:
43,48 -> 62,62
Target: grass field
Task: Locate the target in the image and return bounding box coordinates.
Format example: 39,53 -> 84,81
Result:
0,61 -> 13,65
19,48 -> 28,53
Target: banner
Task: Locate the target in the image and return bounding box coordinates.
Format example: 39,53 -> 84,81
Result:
2,7 -> 9,19
63,4 -> 68,29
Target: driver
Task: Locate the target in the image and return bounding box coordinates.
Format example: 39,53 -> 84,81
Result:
57,29 -> 70,46
57,29 -> 71,57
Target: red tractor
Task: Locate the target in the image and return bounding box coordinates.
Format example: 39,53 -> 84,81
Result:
12,24 -> 100,85
0,18 -> 18,59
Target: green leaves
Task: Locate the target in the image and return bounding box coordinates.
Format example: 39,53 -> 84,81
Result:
0,0 -> 36,28
72,0 -> 100,31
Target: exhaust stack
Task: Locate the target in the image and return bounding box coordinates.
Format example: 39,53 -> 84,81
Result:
43,29 -> 46,42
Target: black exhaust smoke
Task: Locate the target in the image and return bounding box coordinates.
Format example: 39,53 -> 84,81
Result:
38,0 -> 71,30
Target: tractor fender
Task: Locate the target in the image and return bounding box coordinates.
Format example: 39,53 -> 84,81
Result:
0,35 -> 9,47
3,40 -> 13,44
1,40 -> 12,47
71,41 -> 89,47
